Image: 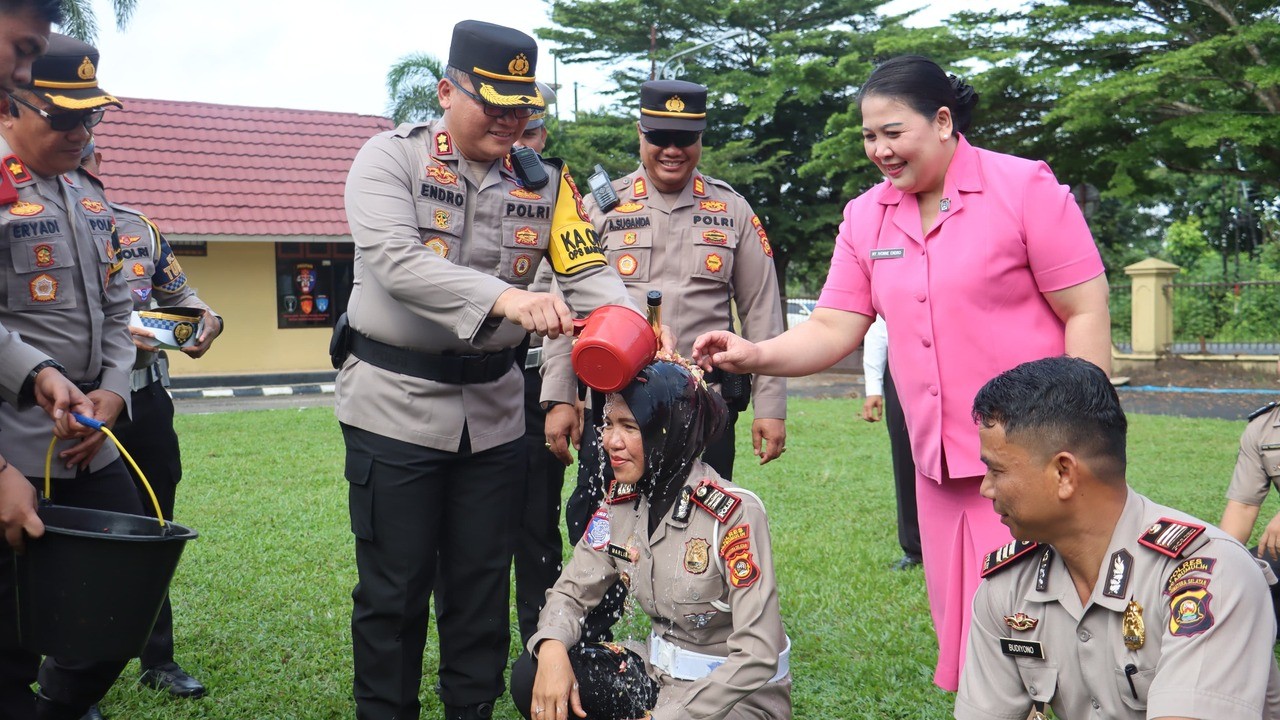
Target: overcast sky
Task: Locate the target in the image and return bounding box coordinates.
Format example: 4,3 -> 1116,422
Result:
84,0 -> 1019,119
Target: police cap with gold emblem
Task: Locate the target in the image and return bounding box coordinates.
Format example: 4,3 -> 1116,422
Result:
447,20 -> 544,110
638,79 -> 707,132
24,33 -> 122,112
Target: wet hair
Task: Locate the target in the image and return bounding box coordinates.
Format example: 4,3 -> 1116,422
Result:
972,356 -> 1126,476
0,0 -> 64,24
858,55 -> 978,135
614,361 -> 727,533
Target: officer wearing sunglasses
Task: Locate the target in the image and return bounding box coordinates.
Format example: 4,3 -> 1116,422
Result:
0,32 -> 145,720
339,20 -> 641,720
541,79 -> 788,643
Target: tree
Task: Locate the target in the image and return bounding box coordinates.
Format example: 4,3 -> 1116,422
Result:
540,0 -> 911,296
58,0 -> 136,41
954,1 -> 1280,196
385,53 -> 445,125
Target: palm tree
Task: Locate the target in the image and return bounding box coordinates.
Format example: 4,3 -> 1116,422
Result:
58,0 -> 137,41
385,53 -> 445,125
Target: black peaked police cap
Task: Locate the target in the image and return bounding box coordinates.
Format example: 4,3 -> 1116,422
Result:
638,79 -> 706,132
448,20 -> 545,110
25,33 -> 122,111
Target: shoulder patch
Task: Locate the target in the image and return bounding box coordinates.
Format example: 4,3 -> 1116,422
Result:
981,540 -> 1041,578
1248,401 -> 1278,421
691,481 -> 740,523
1138,518 -> 1205,559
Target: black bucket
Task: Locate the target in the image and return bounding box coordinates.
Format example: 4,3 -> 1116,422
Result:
13,504 -> 198,661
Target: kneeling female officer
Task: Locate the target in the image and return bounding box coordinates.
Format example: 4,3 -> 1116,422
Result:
511,360 -> 791,719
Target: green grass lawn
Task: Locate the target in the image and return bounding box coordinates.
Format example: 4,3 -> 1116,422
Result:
88,399 -> 1260,719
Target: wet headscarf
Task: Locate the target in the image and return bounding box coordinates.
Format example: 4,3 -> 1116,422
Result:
611,360 -> 728,534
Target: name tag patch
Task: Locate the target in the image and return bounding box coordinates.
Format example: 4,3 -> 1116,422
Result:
870,248 -> 905,260
1000,637 -> 1044,659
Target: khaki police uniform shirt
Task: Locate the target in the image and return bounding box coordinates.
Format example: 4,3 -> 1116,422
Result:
1226,403 -> 1280,506
0,140 -> 133,476
339,119 -> 637,452
530,461 -> 790,720
541,167 -> 786,419
956,488 -> 1280,720
111,204 -> 210,372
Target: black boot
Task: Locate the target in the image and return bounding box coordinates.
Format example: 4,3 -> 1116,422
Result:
444,702 -> 495,720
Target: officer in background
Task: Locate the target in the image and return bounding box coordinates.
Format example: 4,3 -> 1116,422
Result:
339,21 -> 641,720
956,357 -> 1280,720
543,81 -> 787,637
76,144 -> 221,719
0,33 -> 144,720
861,315 -> 922,570
510,81 -> 569,646
1216,364 -> 1280,635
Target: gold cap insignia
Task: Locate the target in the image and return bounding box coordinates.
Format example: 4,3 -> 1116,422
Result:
77,57 -> 95,81
664,95 -> 685,113
508,53 -> 530,77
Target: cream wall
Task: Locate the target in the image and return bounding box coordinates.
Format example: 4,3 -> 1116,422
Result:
163,242 -> 334,377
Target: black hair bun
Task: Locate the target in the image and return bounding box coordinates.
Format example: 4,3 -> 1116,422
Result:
947,74 -> 979,133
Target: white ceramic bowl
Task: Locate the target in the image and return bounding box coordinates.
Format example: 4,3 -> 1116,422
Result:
130,306 -> 204,350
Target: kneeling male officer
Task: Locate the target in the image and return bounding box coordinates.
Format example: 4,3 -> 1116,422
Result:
956,356 -> 1280,720
338,20 -> 642,720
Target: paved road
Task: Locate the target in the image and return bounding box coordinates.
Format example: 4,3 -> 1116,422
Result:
172,372 -> 1275,422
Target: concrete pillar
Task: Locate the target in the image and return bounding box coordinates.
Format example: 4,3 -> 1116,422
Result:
1124,258 -> 1180,357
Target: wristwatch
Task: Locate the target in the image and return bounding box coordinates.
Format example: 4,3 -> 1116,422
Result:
18,358 -> 65,408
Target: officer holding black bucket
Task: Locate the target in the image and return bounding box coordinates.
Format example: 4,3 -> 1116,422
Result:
0,32 -> 146,720
338,20 -> 645,720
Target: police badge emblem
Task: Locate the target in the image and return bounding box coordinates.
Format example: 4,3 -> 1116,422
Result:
173,321 -> 196,346
1123,599 -> 1145,649
684,538 -> 709,575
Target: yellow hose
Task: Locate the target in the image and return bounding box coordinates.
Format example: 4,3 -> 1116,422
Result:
44,427 -> 166,527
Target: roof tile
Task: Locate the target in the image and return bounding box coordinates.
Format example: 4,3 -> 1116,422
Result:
91,97 -> 392,237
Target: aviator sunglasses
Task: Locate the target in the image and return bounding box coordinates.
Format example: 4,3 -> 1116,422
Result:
9,94 -> 104,132
642,129 -> 701,148
448,80 -> 536,120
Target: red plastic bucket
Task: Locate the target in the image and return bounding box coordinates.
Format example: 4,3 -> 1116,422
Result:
571,305 -> 658,393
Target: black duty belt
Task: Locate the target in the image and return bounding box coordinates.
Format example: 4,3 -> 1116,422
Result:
75,380 -> 101,393
349,331 -> 525,385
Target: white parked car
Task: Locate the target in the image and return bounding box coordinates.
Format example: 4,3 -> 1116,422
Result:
786,298 -> 817,328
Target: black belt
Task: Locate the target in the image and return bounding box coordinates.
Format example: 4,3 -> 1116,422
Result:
75,380 -> 101,393
348,331 -> 525,385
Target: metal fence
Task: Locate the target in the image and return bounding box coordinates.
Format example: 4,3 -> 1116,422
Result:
1163,280 -> 1280,355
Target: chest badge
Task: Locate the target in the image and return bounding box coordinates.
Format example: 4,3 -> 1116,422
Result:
939,197 -> 951,212
9,200 -> 42,216
684,538 -> 709,574
614,201 -> 644,214
1003,612 -> 1038,632
425,160 -> 459,187
33,244 -> 53,268
869,248 -> 905,260
79,198 -> 105,213
1123,598 -> 1145,650
704,253 -> 723,273
698,199 -> 727,213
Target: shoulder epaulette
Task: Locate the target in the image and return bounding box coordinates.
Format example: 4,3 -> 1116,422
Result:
981,540 -> 1040,578
698,173 -> 741,197
1247,401 -> 1278,421
1138,518 -> 1205,559
691,480 -> 740,523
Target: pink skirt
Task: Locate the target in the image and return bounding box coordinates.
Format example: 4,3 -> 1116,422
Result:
915,471 -> 1011,691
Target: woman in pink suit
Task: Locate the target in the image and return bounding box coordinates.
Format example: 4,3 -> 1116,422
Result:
693,55 -> 1111,691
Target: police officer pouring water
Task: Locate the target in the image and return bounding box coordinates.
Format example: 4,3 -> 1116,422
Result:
956,357 -> 1280,720
0,31 -> 145,720
338,20 -> 644,720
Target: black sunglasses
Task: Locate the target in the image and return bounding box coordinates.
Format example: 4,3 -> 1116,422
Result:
9,94 -> 104,132
448,80 -> 536,120
642,130 -> 701,148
